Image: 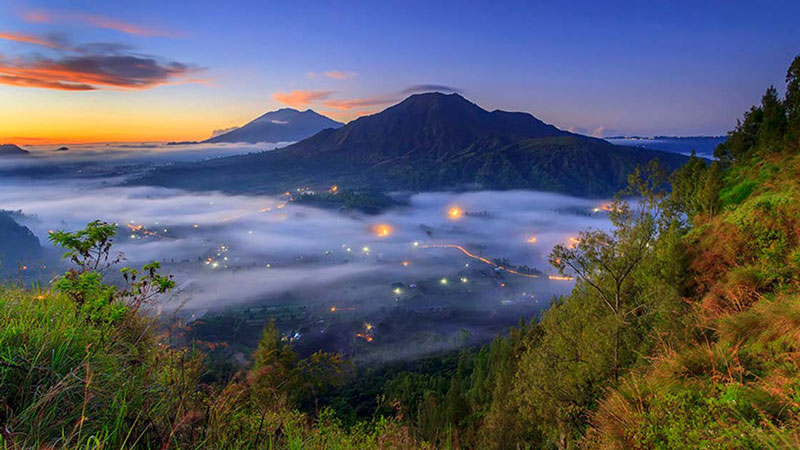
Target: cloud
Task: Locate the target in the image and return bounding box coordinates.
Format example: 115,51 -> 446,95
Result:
211,126 -> 239,138
23,9 -> 177,37
0,153 -> 616,360
306,71 -> 358,80
320,109 -> 378,122
0,33 -> 201,91
0,53 -> 199,91
272,89 -> 334,108
323,70 -> 358,80
0,31 -> 66,50
591,126 -> 605,138
401,84 -> 462,95
322,96 -> 395,111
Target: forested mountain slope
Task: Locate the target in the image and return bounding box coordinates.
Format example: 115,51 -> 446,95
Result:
2,55 -> 799,450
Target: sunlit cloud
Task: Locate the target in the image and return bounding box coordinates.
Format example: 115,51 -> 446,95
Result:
0,29 -> 201,92
321,109 -> 378,122
22,9 -> 178,37
322,96 -> 395,111
306,70 -> 358,80
0,31 -> 66,50
323,70 -> 358,80
0,53 -> 200,91
272,89 -> 334,108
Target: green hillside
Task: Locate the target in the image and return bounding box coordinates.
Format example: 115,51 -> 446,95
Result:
2,54 -> 799,449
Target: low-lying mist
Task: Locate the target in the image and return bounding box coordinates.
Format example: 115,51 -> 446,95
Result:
0,143 -> 613,362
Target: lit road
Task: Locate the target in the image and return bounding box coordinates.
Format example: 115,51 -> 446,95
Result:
419,244 -> 573,280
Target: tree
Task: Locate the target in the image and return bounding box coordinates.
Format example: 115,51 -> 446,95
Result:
786,54 -> 800,151
49,221 -> 174,320
757,86 -> 788,154
250,319 -> 298,405
549,163 -> 663,381
698,161 -> 723,217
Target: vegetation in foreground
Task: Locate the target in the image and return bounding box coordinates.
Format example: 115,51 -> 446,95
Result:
2,53 -> 800,449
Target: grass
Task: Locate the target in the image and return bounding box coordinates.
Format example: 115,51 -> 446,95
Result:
587,152 -> 800,449
0,284 -> 431,449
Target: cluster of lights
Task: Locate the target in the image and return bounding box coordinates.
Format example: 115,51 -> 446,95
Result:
126,222 -> 161,240
204,243 -> 230,269
356,322 -> 374,342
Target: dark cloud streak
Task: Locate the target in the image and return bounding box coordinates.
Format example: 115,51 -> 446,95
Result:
0,32 -> 201,91
401,84 -> 462,95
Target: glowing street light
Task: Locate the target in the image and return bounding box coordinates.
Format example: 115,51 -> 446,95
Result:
447,206 -> 463,220
371,223 -> 393,237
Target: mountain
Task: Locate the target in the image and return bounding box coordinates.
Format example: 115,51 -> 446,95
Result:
136,93 -> 689,197
203,108 -> 343,144
0,211 -> 41,275
0,144 -> 30,156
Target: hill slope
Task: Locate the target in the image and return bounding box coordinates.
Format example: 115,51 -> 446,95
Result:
0,143 -> 30,156
0,211 -> 41,275
203,108 -> 343,144
137,93 -> 687,197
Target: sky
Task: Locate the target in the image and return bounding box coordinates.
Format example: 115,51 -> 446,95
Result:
0,0 -> 798,144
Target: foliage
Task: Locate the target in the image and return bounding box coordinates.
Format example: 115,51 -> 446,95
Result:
5,52 -> 800,450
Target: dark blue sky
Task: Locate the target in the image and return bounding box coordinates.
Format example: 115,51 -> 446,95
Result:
1,0 -> 799,142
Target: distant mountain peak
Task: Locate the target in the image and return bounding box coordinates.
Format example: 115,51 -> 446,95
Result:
0,144 -> 30,156
204,108 -> 342,144
138,92 -> 688,198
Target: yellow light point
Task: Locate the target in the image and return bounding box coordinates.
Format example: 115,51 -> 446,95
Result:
447,207 -> 463,220
401,261 -> 410,267
393,287 -> 403,295
413,241 -> 419,247
330,306 -> 337,312
330,185 -> 338,193
371,223 -> 393,237
362,246 -> 370,253
568,236 -> 580,248
285,191 -> 291,196
526,236 -> 537,244
440,278 -> 448,285
193,224 -> 199,228
460,277 -> 468,283
35,295 -> 46,300
364,322 -> 373,331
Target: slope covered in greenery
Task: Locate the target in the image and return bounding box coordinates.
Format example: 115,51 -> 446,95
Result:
358,54 -> 800,449
2,55 -> 800,450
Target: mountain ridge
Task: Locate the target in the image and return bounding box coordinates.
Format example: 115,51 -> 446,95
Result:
135,92 -> 689,197
203,108 -> 343,144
